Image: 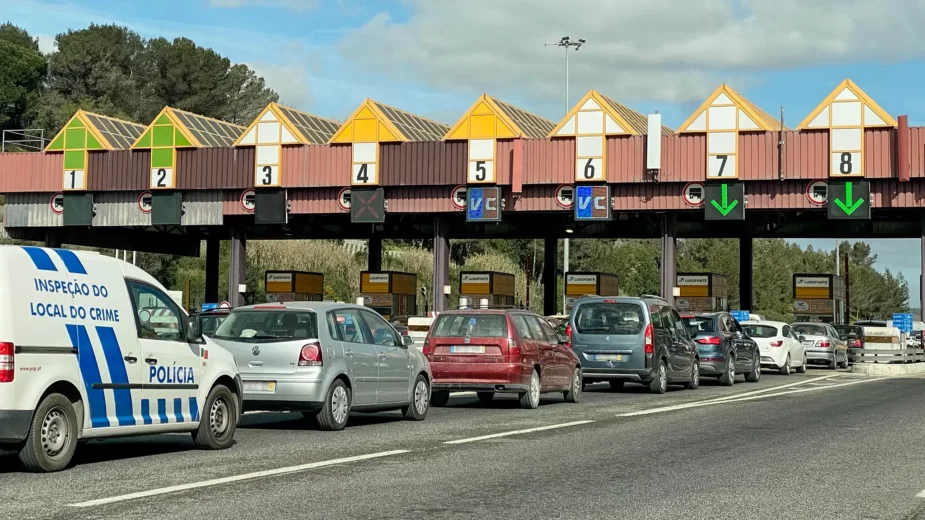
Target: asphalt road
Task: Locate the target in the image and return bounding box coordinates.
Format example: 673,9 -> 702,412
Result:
4,368 -> 925,519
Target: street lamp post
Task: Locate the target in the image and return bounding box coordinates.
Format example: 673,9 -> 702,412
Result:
546,36 -> 585,315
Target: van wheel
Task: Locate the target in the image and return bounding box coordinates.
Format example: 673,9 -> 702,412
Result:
19,393 -> 78,472
519,370 -> 541,409
430,390 -> 450,407
649,359 -> 667,394
401,374 -> 429,421
476,392 -> 494,403
193,385 -> 237,449
317,380 -> 350,431
563,368 -> 582,403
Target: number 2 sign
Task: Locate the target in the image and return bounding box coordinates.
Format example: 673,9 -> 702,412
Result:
150,167 -> 174,189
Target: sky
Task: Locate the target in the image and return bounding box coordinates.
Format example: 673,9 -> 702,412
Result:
3,0 -> 925,305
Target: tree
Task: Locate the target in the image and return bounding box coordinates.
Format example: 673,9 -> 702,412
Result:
0,24 -> 46,132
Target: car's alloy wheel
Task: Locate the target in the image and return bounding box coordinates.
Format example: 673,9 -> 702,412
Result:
779,355 -> 791,375
520,370 -> 541,409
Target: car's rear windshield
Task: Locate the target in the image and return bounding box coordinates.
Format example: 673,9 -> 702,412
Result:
212,310 -> 318,342
431,314 -> 508,338
832,325 -> 862,339
793,324 -> 826,336
683,316 -> 715,333
743,325 -> 778,338
574,302 -> 644,335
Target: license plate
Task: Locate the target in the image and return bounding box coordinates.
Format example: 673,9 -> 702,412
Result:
592,354 -> 623,362
244,381 -> 276,392
450,345 -> 485,354
802,341 -> 815,347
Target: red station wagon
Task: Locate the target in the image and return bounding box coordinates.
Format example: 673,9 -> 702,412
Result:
423,310 -> 582,409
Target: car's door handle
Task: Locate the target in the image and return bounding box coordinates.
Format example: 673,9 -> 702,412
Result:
145,357 -> 157,365
123,355 -> 137,363
344,350 -> 354,357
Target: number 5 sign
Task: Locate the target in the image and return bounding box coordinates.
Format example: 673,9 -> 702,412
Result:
467,139 -> 495,184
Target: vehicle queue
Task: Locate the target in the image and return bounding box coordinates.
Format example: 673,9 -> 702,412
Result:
0,246 -> 868,473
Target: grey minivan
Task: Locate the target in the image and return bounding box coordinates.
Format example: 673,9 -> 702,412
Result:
569,296 -> 700,394
208,302 -> 432,431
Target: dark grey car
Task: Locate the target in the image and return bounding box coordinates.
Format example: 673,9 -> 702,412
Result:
682,313 -> 761,385
569,296 -> 700,394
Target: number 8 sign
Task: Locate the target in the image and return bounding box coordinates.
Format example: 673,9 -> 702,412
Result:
150,167 -> 175,189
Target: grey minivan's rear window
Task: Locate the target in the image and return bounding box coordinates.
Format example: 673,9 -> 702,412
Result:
574,302 -> 644,335
431,314 -> 508,337
213,310 -> 318,342
743,325 -> 778,338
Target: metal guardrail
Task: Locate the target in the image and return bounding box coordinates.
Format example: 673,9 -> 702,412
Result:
849,348 -> 925,364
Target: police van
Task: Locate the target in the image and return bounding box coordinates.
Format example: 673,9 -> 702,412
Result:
0,246 -> 242,472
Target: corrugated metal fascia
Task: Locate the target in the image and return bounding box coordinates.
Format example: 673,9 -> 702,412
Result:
605,135 -> 644,183
524,138 -> 572,185
4,193 -> 62,226
911,127 -> 925,178
181,190 -> 223,226
784,130 -> 826,179
612,183 -> 683,211
746,181 -> 814,210
0,153 -> 61,193
280,145 -> 307,188
301,144 -> 350,187
88,150 -> 148,191
177,148 -> 251,190
865,128 -> 894,179
92,191 -> 151,226
386,186 -> 456,213
380,141 -> 465,186
871,179 -> 925,208
660,134 -> 706,183
223,189 -> 254,215
738,132 -> 778,181
510,185 -> 560,212
289,188 -> 343,214
494,139 -> 514,186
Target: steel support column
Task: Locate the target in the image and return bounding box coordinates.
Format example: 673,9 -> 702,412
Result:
739,237 -> 754,311
367,237 -> 382,271
432,217 -> 450,313
543,238 -> 558,315
205,238 -> 220,304
44,230 -> 62,249
228,228 -> 246,307
660,214 -> 677,305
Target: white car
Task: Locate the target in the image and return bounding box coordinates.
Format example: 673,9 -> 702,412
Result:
741,320 -> 807,374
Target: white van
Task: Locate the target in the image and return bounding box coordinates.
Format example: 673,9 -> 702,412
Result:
0,246 -> 242,472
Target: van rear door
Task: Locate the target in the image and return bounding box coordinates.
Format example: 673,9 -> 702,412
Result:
571,300 -> 648,370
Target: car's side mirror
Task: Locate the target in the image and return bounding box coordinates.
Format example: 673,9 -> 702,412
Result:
798,335 -> 806,341
401,335 -> 414,347
186,315 -> 203,342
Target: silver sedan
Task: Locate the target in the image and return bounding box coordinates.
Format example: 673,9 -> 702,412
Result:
791,322 -> 849,369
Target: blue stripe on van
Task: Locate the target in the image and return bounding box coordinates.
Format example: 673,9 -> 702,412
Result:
21,247 -> 57,272
141,399 -> 152,425
189,397 -> 199,422
53,249 -> 87,275
95,326 -> 135,426
157,399 -> 168,424
174,398 -> 184,423
66,324 -> 109,428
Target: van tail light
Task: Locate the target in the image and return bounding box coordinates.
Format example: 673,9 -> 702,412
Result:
507,338 -> 520,357
816,340 -> 831,348
564,323 -> 572,349
299,341 -> 323,366
0,342 -> 13,383
696,336 -> 721,345
644,324 -> 654,354
769,340 -> 783,348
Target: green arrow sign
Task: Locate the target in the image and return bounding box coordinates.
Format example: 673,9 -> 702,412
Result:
833,181 -> 864,215
709,184 -> 739,216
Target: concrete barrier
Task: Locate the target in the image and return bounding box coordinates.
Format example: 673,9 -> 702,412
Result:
851,363 -> 925,375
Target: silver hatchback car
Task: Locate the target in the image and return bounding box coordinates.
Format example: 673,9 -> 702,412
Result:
208,302 -> 432,430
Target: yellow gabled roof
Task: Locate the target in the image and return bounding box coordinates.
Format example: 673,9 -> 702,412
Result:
796,78 -> 896,130
677,83 -> 787,133
445,94 -> 554,140
547,89 -> 674,137
329,98 -> 449,144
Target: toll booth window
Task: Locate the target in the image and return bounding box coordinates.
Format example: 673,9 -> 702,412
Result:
431,314 -> 508,338
126,281 -> 183,342
574,303 -> 644,335
212,310 -> 318,342
743,325 -> 778,338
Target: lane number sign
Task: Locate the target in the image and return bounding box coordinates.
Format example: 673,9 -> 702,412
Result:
806,180 -> 827,206
63,169 -> 86,191
150,167 -> 174,189
831,151 -> 860,177
682,182 -> 705,207
707,154 -> 736,179
467,159 -> 494,184
256,165 -> 279,187
576,157 -> 604,182
352,163 -> 377,185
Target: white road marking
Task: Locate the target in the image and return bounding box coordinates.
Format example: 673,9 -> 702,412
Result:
705,374 -> 843,403
443,420 -> 595,445
68,450 -> 410,507
916,488 -> 925,498
618,377 -> 884,417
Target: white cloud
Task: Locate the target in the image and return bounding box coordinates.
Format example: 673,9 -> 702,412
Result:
251,61 -> 312,109
337,0 -> 925,109
208,0 -> 318,11
35,33 -> 56,54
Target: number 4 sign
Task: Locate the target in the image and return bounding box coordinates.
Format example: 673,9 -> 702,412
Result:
150,167 -> 175,189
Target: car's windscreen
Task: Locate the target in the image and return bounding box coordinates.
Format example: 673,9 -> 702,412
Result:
212,310 -> 318,342
431,314 -> 508,337
574,302 -> 644,335
200,315 -> 227,335
683,317 -> 715,333
793,324 -> 826,336
743,325 -> 778,338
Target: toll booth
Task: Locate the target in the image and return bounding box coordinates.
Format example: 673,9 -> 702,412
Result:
564,272 -> 620,312
792,273 -> 846,323
264,271 -> 324,302
459,272 -> 515,308
675,273 -> 729,313
360,271 -> 417,320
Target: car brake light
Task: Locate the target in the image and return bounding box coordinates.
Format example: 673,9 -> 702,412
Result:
254,305 -> 286,309
849,339 -> 862,347
564,323 -> 572,348
0,342 -> 13,383
696,337 -> 721,345
299,341 -> 323,366
422,339 -> 434,356
769,340 -> 783,347
644,323 -> 654,354
508,338 -> 520,356
602,299 -> 616,303
816,340 -> 831,348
